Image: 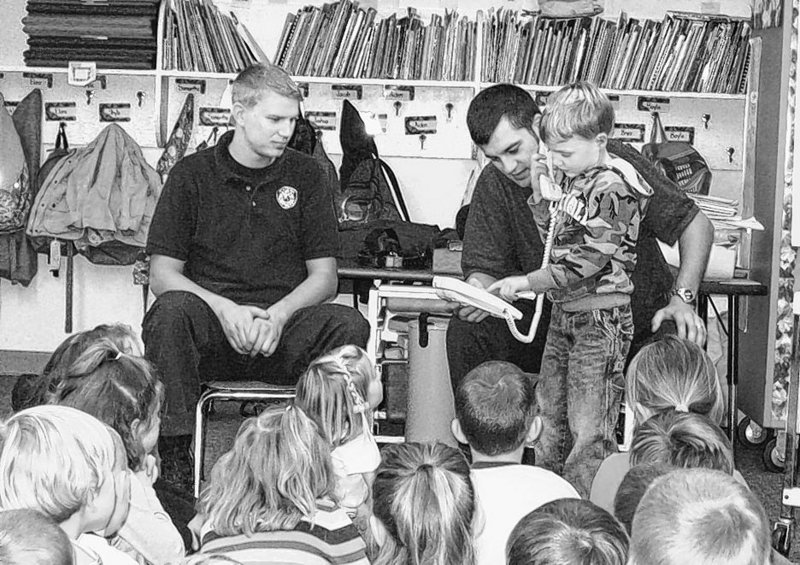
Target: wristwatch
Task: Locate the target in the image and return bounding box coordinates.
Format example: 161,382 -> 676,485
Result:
671,287 -> 696,305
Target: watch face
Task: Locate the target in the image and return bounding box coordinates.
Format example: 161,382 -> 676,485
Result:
676,288 -> 695,303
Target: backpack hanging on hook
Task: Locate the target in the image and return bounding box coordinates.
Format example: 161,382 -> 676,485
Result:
641,111 -> 712,195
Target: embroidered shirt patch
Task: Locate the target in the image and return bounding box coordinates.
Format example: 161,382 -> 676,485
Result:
276,186 -> 298,209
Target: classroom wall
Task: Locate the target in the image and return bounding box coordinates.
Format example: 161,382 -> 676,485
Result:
0,0 -> 751,354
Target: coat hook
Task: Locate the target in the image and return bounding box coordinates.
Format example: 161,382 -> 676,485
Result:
136,91 -> 146,107
419,133 -> 427,150
445,102 -> 454,121
85,90 -> 95,105
702,113 -> 711,129
394,101 -> 402,116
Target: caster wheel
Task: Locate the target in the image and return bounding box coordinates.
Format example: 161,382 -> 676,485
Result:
737,417 -> 774,450
772,523 -> 793,556
763,438 -> 786,473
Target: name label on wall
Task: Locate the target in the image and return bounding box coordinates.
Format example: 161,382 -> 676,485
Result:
199,107 -> 231,126
405,115 -> 437,135
306,111 -> 337,130
23,72 -> 53,88
665,126 -> 695,144
99,103 -> 131,122
176,78 -> 206,94
608,94 -> 620,108
45,102 -> 77,121
612,123 -> 645,142
637,96 -> 671,113
3,100 -> 19,115
331,84 -> 362,100
383,85 -> 415,101
297,82 -> 309,98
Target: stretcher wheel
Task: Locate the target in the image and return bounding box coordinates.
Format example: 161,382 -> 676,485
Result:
772,522 -> 793,556
737,416 -> 774,450
763,437 -> 786,473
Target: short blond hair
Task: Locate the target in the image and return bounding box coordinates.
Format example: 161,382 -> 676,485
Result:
626,335 -> 725,425
232,63 -> 302,109
0,405 -> 117,523
629,468 -> 770,565
539,81 -> 614,144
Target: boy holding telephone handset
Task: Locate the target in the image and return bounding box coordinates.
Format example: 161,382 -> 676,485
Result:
488,81 -> 652,496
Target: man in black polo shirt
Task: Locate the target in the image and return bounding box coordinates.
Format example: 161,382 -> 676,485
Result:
143,64 -> 369,449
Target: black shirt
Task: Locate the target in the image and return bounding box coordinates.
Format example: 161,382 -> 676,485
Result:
147,131 -> 339,307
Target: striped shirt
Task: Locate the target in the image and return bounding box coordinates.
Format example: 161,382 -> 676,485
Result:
199,500 -> 369,565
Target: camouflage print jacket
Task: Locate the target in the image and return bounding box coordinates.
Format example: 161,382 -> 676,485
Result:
527,157 -> 652,311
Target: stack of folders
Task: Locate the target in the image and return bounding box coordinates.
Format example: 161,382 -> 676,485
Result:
22,0 -> 159,69
688,194 -> 764,231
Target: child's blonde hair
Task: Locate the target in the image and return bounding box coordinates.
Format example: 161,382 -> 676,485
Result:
539,81 -> 614,144
0,509 -> 73,565
629,410 -> 734,475
295,346 -> 373,447
47,338 -> 164,471
197,404 -> 334,537
629,468 -> 770,565
626,335 -> 724,425
507,498 -> 629,565
0,405 -> 117,524
371,442 -> 476,565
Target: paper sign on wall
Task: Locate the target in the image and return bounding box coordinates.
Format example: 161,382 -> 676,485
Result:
306,111 -> 337,130
612,123 -> 645,142
665,126 -> 695,144
45,102 -> 77,121
331,84 -> 362,100
199,107 -> 232,126
637,96 -> 671,113
100,103 -> 131,122
405,116 -> 437,135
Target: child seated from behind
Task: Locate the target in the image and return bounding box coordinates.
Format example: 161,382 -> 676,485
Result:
629,468 -> 770,565
369,442 -> 476,565
12,323 -> 142,412
47,339 -> 185,565
0,508 -> 73,565
0,405 -> 135,565
191,404 -> 369,565
295,345 -> 382,518
507,498 -> 628,565
591,335 -> 726,512
612,463 -> 673,535
488,81 -> 652,497
629,409 -> 734,474
452,360 -> 579,565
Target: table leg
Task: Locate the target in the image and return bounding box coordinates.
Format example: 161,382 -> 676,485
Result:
727,295 -> 738,449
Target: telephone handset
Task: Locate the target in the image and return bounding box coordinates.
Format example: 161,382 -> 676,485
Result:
433,276 -> 523,320
538,148 -> 563,203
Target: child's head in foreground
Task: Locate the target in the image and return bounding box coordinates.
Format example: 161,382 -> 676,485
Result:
626,334 -> 724,425
0,405 -> 131,538
197,403 -> 334,537
506,498 -> 628,565
539,81 -> 614,178
295,345 -> 381,448
47,338 -> 164,472
612,463 -> 674,535
452,360 -> 540,457
628,468 -> 770,565
370,442 -> 476,565
629,409 -> 734,475
12,323 -> 142,412
0,508 -> 73,565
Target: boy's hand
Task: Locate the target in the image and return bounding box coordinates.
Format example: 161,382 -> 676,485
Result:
487,275 -> 532,302
529,152 -> 550,204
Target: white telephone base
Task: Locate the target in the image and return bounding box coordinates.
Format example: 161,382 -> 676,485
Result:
432,276 -> 523,321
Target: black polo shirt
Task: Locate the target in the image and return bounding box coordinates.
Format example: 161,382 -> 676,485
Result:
147,131 -> 339,306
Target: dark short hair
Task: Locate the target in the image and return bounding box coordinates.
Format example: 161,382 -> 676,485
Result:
613,463 -> 673,535
507,498 -> 629,565
466,84 -> 541,146
454,360 -> 537,456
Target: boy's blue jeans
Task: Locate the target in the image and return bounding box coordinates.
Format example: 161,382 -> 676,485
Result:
533,303 -> 633,497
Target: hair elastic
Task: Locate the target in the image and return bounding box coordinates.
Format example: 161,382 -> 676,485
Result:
114,351 -> 123,361
342,371 -> 367,414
